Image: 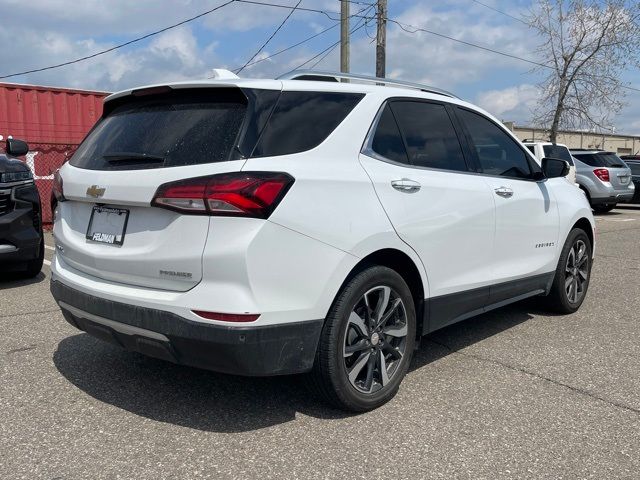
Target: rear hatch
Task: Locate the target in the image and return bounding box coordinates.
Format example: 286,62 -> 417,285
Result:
576,152 -> 633,191
54,85 -> 279,291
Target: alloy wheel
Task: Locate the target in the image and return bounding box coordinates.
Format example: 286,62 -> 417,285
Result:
565,239 -> 589,304
342,286 -> 409,394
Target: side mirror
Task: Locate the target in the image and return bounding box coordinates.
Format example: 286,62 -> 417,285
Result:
6,138 -> 29,157
541,157 -> 570,178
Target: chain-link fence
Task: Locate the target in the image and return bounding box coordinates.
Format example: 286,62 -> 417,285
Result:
26,142 -> 78,225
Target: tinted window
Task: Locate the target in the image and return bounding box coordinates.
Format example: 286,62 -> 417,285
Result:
390,101 -> 467,171
71,89 -> 247,171
458,108 -> 532,179
371,105 -> 409,164
526,145 -> 535,155
252,91 -> 363,157
543,145 -> 574,165
628,162 -> 640,175
573,153 -> 626,168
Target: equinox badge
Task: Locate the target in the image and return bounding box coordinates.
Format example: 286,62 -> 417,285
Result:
86,185 -> 106,198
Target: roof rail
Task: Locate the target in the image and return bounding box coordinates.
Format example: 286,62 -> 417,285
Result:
277,70 -> 458,99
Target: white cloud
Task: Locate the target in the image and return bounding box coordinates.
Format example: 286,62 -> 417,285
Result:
4,0 -> 638,134
476,84 -> 540,121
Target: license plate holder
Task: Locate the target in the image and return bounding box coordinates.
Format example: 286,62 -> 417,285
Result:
86,206 -> 129,245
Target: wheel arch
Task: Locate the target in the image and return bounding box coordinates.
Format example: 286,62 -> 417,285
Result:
572,217 -> 595,250
336,248 -> 427,337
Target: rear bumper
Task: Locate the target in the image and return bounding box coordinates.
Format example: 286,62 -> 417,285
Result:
589,191 -> 635,204
51,279 -> 323,376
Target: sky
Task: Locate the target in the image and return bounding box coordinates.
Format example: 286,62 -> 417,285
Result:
1,0 -> 640,133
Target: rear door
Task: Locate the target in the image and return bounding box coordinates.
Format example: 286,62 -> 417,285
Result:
455,107 -> 560,301
54,87 -> 266,291
359,99 -> 496,328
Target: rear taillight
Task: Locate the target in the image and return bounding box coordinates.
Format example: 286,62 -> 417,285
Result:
53,170 -> 66,202
151,172 -> 294,218
593,168 -> 610,182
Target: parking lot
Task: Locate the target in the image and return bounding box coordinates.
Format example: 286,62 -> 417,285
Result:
0,206 -> 639,479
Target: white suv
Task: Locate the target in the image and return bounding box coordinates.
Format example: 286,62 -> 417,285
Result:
522,141 -> 577,185
50,71 -> 595,411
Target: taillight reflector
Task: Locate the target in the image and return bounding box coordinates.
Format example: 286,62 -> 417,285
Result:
192,310 -> 260,322
152,172 -> 294,218
593,168 -> 610,182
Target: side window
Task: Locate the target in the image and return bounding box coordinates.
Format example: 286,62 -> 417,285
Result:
371,104 -> 409,164
526,145 -> 535,155
390,101 -> 468,171
252,91 -> 364,157
458,108 -> 532,179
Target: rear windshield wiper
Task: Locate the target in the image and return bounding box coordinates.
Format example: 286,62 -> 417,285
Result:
103,152 -> 165,163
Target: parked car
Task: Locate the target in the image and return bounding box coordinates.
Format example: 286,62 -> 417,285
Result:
522,141 -> 577,185
50,71 -> 595,411
619,155 -> 640,203
0,138 -> 44,278
570,149 -> 635,213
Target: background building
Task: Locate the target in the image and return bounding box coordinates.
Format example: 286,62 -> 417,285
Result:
0,82 -> 107,223
505,122 -> 640,155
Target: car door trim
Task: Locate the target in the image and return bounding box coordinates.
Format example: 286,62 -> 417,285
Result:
422,272 -> 554,334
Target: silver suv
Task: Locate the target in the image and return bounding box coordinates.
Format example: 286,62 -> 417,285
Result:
570,149 -> 635,213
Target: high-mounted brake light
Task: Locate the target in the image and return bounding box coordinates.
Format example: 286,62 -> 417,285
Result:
131,85 -> 173,97
593,168 -> 610,182
151,172 -> 294,218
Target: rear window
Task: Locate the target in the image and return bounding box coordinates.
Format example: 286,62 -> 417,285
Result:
543,145 -> 574,165
251,91 -> 363,157
71,89 -> 247,170
574,152 -> 626,168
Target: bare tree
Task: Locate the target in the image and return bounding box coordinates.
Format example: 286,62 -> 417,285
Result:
527,0 -> 640,142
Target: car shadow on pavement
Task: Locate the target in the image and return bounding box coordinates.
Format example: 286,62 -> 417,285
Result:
53,297 -> 550,433
0,271 -> 46,289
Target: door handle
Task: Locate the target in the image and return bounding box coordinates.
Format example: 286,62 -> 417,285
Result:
494,186 -> 514,198
391,179 -> 421,193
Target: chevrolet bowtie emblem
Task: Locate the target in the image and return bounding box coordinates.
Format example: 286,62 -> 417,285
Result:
86,185 -> 106,198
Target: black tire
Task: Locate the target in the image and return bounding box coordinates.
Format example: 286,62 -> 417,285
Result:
544,228 -> 592,314
592,203 -> 616,213
309,266 -> 416,412
21,235 -> 44,279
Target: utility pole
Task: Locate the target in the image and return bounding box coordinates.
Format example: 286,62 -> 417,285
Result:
376,0 -> 387,78
340,0 -> 350,73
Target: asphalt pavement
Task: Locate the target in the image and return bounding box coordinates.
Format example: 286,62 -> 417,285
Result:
1,207 -> 639,479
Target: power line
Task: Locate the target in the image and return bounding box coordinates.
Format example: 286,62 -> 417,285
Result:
226,23 -> 338,73
236,0 -> 302,74
469,0 -> 528,25
226,3 -> 373,74
0,0 -> 237,80
310,5 -> 375,69
294,21 -> 368,70
385,16 -> 640,93
386,17 -> 549,69
235,0 -> 349,21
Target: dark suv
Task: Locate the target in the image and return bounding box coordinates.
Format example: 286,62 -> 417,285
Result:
0,138 -> 44,278
619,155 -> 640,203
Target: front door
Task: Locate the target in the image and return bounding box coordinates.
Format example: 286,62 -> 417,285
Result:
455,107 -> 560,304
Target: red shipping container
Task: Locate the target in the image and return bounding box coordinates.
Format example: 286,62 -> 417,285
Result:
0,82 -> 108,223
